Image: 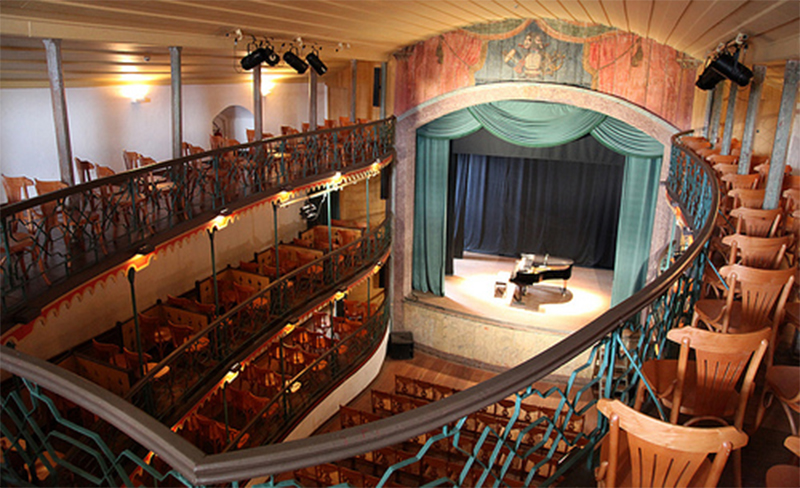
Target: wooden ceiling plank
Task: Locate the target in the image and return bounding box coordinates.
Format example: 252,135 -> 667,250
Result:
578,0 -> 612,27
492,0 -> 541,19
624,0 -> 653,39
535,1 -> 576,21
751,32 -> 799,63
599,0 -> 628,31
558,1 -> 596,24
480,0 -> 526,19
649,0 -> 691,47
512,1 -> 553,19
669,0 -> 748,53
682,0 -> 783,54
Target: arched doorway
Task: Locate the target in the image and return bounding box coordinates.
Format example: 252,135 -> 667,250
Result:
212,105 -> 254,144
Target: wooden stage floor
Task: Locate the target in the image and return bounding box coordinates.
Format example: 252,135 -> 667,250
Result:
415,252 -> 614,334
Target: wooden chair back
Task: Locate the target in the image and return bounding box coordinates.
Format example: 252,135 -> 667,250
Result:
721,234 -> 791,269
75,158 -> 95,183
729,188 -> 765,209
721,173 -> 759,192
92,338 -> 120,364
168,321 -> 194,348
784,174 -> 800,192
122,347 -> 152,370
729,207 -> 782,237
2,174 -> 33,204
33,179 -> 68,232
665,326 -> 770,428
95,165 -> 116,179
596,399 -> 747,488
122,151 -> 140,170
717,264 -> 796,334
707,154 -> 738,166
209,135 -> 225,150
712,163 -> 739,179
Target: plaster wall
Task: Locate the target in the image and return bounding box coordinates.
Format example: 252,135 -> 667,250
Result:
0,81 -> 327,202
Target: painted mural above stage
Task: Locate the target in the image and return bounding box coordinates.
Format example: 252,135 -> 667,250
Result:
394,19 -> 700,129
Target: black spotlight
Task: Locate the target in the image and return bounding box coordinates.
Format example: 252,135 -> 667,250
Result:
710,52 -> 753,86
695,51 -> 753,90
306,51 -> 327,76
283,49 -> 308,74
696,62 -> 726,90
241,46 -> 280,70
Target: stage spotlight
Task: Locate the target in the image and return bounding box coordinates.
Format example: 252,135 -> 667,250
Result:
306,51 -> 327,76
283,49 -> 308,74
695,63 -> 725,90
710,52 -> 753,86
240,46 -> 279,70
695,51 -> 753,90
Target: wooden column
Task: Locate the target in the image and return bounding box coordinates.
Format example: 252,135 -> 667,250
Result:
708,83 -> 725,145
253,64 -> 263,139
738,65 -> 766,174
170,46 -> 183,159
764,60 -> 799,209
350,59 -> 357,122
43,39 -> 74,185
309,70 -> 318,130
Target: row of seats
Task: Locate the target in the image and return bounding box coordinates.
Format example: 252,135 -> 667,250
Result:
600,133 -> 800,487
279,373 -> 587,486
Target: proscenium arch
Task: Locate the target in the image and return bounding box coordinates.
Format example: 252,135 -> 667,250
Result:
392,82 -> 679,325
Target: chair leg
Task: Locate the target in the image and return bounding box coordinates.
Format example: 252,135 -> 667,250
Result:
753,386 -> 772,433
734,447 -> 742,488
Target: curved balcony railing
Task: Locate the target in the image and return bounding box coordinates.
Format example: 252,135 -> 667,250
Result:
0,130 -> 717,487
0,118 -> 396,321
124,217 -> 391,424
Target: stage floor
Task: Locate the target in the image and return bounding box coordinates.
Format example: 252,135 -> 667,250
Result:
414,252 -> 613,333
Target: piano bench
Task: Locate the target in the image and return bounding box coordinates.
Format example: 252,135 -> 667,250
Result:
495,272 -> 509,297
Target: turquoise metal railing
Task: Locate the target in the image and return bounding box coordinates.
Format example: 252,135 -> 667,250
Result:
0,131 -> 717,487
0,118 -> 395,320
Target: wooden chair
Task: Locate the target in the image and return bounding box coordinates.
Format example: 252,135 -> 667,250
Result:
168,321 -> 209,353
720,233 -> 791,269
137,313 -> 173,359
707,154 -> 738,166
765,436 -> 800,488
721,173 -> 759,193
754,364 -> 800,436
91,338 -> 124,367
122,347 -> 169,379
596,399 -> 747,488
94,164 -> 149,237
122,151 -> 141,171
2,174 -> 33,204
728,207 -> 783,238
729,188 -> 765,209
75,158 -> 96,183
166,294 -> 216,317
33,179 -> 71,250
634,326 -> 770,429
691,264 -> 795,337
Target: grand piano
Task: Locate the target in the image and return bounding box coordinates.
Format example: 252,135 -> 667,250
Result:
509,253 -> 574,302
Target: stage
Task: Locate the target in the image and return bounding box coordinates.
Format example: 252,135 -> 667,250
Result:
413,252 -> 613,334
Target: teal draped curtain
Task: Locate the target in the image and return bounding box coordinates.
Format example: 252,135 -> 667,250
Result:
413,100 -> 663,304
610,156 -> 661,306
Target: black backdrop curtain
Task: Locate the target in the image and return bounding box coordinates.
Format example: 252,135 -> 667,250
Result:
447,132 -> 624,271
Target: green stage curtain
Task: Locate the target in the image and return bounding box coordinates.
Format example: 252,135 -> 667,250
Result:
413,100 -> 663,300
610,156 -> 662,306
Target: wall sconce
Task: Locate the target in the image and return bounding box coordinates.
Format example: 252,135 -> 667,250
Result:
223,363 -> 241,384
210,208 -> 231,232
121,84 -> 150,104
261,78 -> 276,96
